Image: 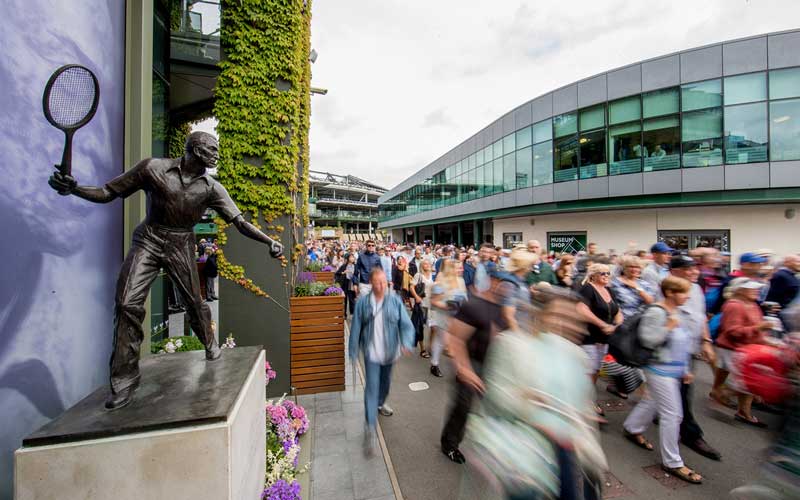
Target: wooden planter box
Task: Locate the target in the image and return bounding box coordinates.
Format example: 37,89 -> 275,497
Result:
310,271 -> 335,283
289,295 -> 345,394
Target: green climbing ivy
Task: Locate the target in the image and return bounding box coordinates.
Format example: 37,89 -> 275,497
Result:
168,121 -> 192,159
213,0 -> 312,295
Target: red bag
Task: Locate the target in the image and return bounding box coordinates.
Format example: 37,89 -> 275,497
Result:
736,344 -> 792,404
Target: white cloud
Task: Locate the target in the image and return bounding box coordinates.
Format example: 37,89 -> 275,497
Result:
309,0 -> 800,190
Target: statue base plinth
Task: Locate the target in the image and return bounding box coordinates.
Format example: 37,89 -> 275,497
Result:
14,347 -> 266,500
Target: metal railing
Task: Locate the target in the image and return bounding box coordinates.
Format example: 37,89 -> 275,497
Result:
171,0 -> 221,65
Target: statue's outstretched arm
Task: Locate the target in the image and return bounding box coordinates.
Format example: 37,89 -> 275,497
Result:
231,215 -> 284,258
48,171 -> 117,203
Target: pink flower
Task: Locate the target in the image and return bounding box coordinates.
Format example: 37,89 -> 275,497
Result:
290,406 -> 305,419
267,369 -> 277,380
267,404 -> 288,424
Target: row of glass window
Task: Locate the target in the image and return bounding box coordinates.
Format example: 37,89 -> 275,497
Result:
380,67 -> 800,220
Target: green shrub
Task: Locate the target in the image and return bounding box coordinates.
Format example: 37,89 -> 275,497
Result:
151,336 -> 205,354
294,281 -> 329,297
305,261 -> 324,272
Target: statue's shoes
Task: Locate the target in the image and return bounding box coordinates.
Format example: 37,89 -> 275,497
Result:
206,344 -> 222,361
105,386 -> 137,411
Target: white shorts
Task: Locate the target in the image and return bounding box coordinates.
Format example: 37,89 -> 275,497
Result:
582,344 -> 609,374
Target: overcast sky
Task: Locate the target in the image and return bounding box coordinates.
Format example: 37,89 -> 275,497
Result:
196,0 -> 800,190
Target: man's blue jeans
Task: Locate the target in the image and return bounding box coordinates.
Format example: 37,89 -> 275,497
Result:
364,359 -> 394,429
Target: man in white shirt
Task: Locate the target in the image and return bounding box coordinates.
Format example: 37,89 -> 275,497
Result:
642,242 -> 673,289
348,269 -> 415,456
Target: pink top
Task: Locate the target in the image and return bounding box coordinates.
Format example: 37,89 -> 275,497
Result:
717,298 -> 765,351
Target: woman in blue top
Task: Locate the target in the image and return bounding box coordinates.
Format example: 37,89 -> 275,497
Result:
609,255 -> 655,320
622,275 -> 703,484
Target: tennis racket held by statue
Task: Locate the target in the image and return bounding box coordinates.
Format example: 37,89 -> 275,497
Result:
42,64 -> 100,180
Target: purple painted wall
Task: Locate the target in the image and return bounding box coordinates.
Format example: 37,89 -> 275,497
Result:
0,1 -> 125,497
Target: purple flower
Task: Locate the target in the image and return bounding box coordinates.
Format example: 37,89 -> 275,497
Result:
321,265 -> 335,272
262,479 -> 301,500
323,286 -> 344,296
297,272 -> 315,284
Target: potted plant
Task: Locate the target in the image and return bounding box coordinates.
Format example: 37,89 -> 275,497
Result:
289,273 -> 345,394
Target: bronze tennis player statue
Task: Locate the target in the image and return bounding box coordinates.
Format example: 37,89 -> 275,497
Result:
49,131 -> 283,410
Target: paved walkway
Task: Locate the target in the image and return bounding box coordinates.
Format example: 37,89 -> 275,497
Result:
377,348 -> 779,500
303,323 -> 399,500
305,323 -> 780,500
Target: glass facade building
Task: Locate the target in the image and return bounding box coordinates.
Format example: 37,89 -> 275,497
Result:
378,32 -> 800,238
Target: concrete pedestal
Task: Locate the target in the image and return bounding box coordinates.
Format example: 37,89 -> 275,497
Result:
14,347 -> 266,500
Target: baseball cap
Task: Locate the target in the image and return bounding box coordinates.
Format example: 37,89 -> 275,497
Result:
650,242 -> 674,254
670,254 -> 697,269
740,252 -> 768,264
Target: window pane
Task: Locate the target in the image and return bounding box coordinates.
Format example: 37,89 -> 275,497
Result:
469,168 -> 477,200
770,98 -> 800,161
724,102 -> 768,164
482,145 -> 492,164
554,135 -> 579,182
516,126 -> 532,149
608,95 -> 641,125
642,115 -> 680,171
483,162 -> 493,197
682,108 -> 722,141
553,112 -> 577,138
503,134 -> 515,155
477,147 -> 485,165
608,122 -> 643,175
516,146 -> 532,189
579,129 -> 607,178
579,105 -> 605,131
469,153 -> 476,169
770,67 -> 800,100
681,79 -> 722,111
643,87 -> 679,118
682,108 -> 723,167
492,140 -> 503,160
532,119 -> 552,143
533,140 -> 553,186
503,153 -> 516,191
724,72 -> 766,105
493,158 -> 503,194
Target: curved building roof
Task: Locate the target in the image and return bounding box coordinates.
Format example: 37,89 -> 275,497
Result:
379,29 -> 800,228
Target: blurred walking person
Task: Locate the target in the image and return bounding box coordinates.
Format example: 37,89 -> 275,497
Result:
461,287 -> 606,499
440,273 -> 511,464
348,269 -> 415,457
577,263 -> 623,420
429,259 -> 468,377
622,276 -> 704,484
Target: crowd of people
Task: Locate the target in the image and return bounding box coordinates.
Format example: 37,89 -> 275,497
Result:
305,237 -> 800,499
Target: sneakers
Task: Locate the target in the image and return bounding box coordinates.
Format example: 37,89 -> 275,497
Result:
430,365 -> 443,378
378,404 -> 394,416
442,447 -> 466,464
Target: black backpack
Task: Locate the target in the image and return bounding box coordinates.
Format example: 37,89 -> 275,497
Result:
607,304 -> 665,368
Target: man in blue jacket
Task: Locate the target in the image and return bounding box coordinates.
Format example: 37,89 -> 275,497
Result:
353,239 -> 382,298
767,254 -> 800,321
349,268 -> 415,456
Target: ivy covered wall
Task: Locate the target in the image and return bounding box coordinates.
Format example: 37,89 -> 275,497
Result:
215,0 -> 312,395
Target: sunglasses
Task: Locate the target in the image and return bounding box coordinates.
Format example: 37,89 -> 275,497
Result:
598,272 -> 611,276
